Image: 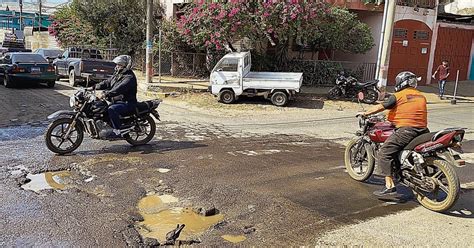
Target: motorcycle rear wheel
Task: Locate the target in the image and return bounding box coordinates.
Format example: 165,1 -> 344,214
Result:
327,87 -> 342,100
125,115 -> 156,146
413,159 -> 460,212
344,138 -> 375,181
362,88 -> 378,104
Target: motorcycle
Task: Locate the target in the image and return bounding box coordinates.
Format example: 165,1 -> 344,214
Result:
45,88 -> 161,155
345,114 -> 466,212
327,72 -> 380,104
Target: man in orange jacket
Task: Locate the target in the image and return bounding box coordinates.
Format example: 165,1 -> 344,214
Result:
362,71 -> 429,197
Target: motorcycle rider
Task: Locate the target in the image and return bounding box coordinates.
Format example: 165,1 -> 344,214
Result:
360,71 -> 428,197
93,55 -> 137,138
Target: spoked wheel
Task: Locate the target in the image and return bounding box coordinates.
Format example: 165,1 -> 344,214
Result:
45,118 -> 84,155
412,159 -> 460,212
327,87 -> 342,100
125,115 -> 156,146
362,88 -> 379,104
344,138 -> 375,181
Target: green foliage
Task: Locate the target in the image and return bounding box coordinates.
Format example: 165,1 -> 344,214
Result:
49,0 -> 163,54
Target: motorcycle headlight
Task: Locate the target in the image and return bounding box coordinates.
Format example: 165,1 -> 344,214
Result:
69,95 -> 77,108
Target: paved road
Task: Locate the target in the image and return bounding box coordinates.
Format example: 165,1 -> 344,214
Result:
0,81 -> 473,246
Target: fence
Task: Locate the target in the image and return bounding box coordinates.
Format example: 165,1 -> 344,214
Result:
134,50 -> 226,78
289,60 -> 377,86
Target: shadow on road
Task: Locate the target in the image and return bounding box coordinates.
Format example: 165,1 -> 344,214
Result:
73,140 -> 207,156
445,189 -> 474,219
233,95 -> 325,109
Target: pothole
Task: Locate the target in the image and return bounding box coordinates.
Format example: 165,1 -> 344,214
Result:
136,194 -> 224,242
21,171 -> 71,193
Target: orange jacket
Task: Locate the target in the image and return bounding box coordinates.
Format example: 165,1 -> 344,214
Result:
387,88 -> 427,128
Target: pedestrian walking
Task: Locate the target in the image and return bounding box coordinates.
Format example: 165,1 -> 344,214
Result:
432,60 -> 450,99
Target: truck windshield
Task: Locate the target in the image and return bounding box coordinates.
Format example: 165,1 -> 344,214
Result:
215,58 -> 238,72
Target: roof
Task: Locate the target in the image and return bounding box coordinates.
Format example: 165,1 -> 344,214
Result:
223,51 -> 250,58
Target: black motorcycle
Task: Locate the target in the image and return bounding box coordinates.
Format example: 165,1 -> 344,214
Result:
327,73 -> 380,104
45,88 -> 161,154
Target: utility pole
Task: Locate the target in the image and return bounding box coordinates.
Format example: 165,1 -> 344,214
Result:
19,0 -> 23,30
39,0 -> 42,31
145,0 -> 154,84
376,0 -> 397,91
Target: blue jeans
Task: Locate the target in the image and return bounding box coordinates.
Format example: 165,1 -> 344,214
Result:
108,103 -> 136,129
438,80 -> 446,97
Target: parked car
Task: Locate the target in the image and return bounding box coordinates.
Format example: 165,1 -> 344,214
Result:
34,48 -> 64,63
0,53 -> 56,88
210,52 -> 303,106
54,47 -> 115,87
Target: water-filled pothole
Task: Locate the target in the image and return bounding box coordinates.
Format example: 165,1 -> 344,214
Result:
137,195 -> 224,241
21,171 -> 70,193
222,234 -> 247,243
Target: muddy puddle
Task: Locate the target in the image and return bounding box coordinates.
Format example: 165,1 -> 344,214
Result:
222,235 -> 246,243
21,171 -> 71,193
137,195 -> 224,241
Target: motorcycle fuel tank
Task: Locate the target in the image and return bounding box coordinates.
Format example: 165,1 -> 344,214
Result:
368,122 -> 394,143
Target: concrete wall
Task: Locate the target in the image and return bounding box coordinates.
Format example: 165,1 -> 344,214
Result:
333,10 -> 383,63
25,31 -> 60,51
394,5 -> 437,31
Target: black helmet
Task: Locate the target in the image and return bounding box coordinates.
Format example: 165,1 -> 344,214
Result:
395,71 -> 421,92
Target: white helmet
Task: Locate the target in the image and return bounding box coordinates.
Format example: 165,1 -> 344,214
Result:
113,55 -> 132,72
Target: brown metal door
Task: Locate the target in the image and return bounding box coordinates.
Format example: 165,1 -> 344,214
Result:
433,27 -> 474,82
388,20 -> 432,85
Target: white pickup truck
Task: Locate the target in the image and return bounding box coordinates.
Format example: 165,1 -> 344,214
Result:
210,52 -> 303,106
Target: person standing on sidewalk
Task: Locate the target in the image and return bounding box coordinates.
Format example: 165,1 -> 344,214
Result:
432,60 -> 450,99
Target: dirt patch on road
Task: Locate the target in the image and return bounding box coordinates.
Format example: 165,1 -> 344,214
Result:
163,92 -> 370,117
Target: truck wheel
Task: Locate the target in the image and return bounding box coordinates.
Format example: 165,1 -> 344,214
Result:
69,70 -> 78,87
219,89 -> 235,104
271,91 -> 288,106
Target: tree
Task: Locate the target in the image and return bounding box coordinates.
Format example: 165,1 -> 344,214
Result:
175,2 -> 374,59
49,0 -> 163,54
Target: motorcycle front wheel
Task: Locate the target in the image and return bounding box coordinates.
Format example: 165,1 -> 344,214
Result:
344,138 -> 375,181
125,115 -> 156,146
412,159 -> 460,212
45,117 -> 84,155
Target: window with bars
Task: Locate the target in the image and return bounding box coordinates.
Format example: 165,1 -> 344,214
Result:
394,28 -> 408,39
414,30 -> 429,40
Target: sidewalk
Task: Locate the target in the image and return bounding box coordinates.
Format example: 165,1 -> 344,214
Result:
136,71 -> 474,104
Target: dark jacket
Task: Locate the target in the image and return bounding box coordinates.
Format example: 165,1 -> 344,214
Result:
95,70 -> 137,104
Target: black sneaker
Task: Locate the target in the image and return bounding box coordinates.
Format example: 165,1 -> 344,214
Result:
373,186 -> 397,197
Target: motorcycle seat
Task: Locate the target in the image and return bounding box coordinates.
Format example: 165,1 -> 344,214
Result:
404,132 -> 436,150
136,101 -> 153,114
356,80 -> 378,87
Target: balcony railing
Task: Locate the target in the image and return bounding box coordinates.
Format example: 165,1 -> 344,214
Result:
397,0 -> 437,9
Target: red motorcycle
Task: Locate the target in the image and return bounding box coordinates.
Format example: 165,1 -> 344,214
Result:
345,115 -> 466,212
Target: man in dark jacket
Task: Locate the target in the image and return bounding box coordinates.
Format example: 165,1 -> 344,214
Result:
94,55 -> 137,138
